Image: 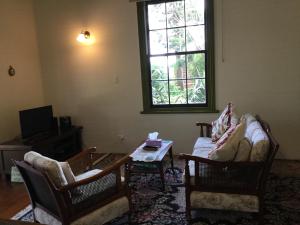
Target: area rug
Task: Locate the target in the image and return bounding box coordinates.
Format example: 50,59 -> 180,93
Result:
14,170 -> 300,225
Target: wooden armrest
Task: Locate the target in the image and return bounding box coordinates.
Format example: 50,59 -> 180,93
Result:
196,122 -> 212,127
67,147 -> 97,173
195,122 -> 212,137
58,154 -> 131,191
67,147 -> 96,164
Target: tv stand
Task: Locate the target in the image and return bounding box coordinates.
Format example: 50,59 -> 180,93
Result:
0,126 -> 83,176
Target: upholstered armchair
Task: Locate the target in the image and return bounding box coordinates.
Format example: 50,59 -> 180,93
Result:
180,116 -> 279,223
14,148 -> 131,225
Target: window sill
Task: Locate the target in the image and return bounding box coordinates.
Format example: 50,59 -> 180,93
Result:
141,108 -> 219,114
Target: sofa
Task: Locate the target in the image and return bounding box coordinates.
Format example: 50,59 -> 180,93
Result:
180,105 -> 279,222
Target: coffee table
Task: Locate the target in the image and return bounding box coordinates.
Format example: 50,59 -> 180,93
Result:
129,140 -> 174,191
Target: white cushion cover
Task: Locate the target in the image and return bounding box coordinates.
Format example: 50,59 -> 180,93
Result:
59,162 -> 76,184
34,196 -> 129,225
208,122 -> 246,161
75,169 -> 125,183
245,121 -> 270,161
24,151 -> 67,187
190,191 -> 259,213
241,113 -> 257,126
189,137 -> 216,176
234,138 -> 252,161
75,169 -> 102,181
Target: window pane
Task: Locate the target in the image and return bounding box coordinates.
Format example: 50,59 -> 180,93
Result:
152,81 -> 169,105
170,80 -> 187,104
151,56 -> 168,80
168,28 -> 185,53
187,79 -> 206,104
186,0 -> 205,26
168,55 -> 186,80
186,25 -> 205,51
150,30 -> 167,55
148,3 -> 166,30
166,1 -> 185,28
187,53 -> 205,78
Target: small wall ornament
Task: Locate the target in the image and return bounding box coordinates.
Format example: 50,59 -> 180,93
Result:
8,65 -> 16,76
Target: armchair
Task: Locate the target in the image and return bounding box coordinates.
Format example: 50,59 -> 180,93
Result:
180,116 -> 279,223
14,148 -> 131,225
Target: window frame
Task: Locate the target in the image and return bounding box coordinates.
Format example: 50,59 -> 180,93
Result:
137,0 -> 216,114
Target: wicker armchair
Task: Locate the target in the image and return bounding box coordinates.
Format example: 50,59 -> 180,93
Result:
14,148 -> 132,225
180,116 -> 279,223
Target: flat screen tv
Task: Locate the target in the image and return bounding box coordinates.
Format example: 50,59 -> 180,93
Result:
19,105 -> 53,139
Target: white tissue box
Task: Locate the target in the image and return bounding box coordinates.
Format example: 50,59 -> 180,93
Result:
145,139 -> 162,148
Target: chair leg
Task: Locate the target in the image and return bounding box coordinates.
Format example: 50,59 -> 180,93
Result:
257,199 -> 264,225
128,213 -> 132,225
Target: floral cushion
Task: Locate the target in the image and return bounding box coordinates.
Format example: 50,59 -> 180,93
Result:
211,103 -> 238,142
190,191 -> 259,212
208,122 -> 246,161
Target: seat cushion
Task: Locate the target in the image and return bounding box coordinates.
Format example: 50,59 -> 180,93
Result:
190,191 -> 259,213
24,151 -> 67,187
75,169 -> 102,181
34,196 -> 129,225
189,137 -> 216,176
75,169 -> 125,183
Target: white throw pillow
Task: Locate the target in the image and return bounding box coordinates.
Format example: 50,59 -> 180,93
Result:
234,138 -> 252,161
208,122 -> 246,161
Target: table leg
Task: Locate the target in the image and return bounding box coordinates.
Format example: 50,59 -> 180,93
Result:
159,162 -> 165,191
168,146 -> 175,174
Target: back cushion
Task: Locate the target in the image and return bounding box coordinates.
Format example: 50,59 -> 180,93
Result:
245,121 -> 270,161
234,138 -> 252,161
24,151 -> 67,187
208,122 -> 246,161
241,113 -> 257,126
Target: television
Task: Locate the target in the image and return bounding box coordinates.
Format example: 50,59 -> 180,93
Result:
19,105 -> 54,139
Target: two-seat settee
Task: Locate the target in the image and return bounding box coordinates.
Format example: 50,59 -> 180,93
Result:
180,112 -> 279,222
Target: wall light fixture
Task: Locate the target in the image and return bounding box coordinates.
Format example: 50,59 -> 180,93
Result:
77,30 -> 95,45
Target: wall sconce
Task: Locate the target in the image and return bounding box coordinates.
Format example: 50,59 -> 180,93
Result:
77,30 -> 95,45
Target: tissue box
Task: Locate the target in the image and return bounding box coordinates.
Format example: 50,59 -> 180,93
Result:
146,139 -> 162,148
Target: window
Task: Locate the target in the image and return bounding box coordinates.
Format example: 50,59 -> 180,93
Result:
137,0 -> 216,113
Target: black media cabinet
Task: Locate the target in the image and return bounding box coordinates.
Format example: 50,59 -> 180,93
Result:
0,126 -> 83,176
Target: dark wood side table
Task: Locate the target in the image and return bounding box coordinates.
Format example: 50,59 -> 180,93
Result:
0,145 -> 31,180
129,140 -> 174,191
0,126 -> 83,179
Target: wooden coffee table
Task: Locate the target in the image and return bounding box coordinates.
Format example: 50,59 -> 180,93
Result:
129,140 -> 174,191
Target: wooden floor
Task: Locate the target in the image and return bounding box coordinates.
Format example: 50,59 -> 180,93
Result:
0,177 -> 29,219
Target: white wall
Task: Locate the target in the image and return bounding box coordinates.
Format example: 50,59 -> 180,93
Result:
34,0 -> 300,159
0,0 -> 44,142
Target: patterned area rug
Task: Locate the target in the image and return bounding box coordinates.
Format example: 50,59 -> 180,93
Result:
14,169 -> 300,225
